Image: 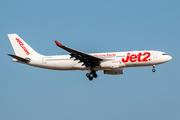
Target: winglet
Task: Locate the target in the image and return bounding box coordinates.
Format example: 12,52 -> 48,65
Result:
55,41 -> 63,46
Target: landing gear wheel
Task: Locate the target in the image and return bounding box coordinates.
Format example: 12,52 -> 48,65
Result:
93,74 -> 98,78
86,70 -> 98,80
152,65 -> 156,72
86,73 -> 90,77
89,77 -> 93,81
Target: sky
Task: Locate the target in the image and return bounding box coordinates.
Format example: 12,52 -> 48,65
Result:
0,0 -> 180,120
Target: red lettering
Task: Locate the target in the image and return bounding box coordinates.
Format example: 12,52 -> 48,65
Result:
142,52 -> 151,62
122,52 -> 151,63
94,54 -> 116,57
112,61 -> 119,63
122,53 -> 130,63
130,54 -> 137,62
137,52 -> 142,62
15,38 -> 30,55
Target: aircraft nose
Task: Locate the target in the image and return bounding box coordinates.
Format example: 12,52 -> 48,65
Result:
168,55 -> 172,61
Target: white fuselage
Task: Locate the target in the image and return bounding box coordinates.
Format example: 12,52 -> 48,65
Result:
20,50 -> 171,71
8,34 -> 172,80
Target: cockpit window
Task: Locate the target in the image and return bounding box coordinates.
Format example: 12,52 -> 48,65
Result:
162,53 -> 167,55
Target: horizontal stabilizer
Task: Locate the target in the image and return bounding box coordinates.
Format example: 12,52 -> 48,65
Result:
8,54 -> 30,63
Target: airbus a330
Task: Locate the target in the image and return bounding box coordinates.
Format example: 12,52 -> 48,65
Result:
8,34 -> 172,80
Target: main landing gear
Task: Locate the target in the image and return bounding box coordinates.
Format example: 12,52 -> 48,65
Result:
152,65 -> 156,72
86,70 -> 98,81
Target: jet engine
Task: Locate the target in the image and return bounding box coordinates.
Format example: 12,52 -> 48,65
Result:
104,68 -> 124,75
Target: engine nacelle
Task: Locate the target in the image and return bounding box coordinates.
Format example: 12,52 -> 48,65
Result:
100,60 -> 120,69
104,68 -> 124,75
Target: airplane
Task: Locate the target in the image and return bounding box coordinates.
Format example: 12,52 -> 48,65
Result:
7,34 -> 172,81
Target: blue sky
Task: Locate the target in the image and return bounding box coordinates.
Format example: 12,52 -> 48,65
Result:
1,0 -> 180,120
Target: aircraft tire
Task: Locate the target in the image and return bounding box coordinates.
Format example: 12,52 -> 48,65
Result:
89,77 -> 93,81
86,73 -> 90,77
93,74 -> 98,78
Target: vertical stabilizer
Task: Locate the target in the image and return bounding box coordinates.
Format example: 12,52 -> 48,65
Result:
8,34 -> 43,58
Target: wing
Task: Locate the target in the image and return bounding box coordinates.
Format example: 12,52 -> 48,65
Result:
55,41 -> 103,68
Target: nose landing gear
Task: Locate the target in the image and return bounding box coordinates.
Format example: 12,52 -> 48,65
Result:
86,70 -> 98,81
152,65 -> 156,72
